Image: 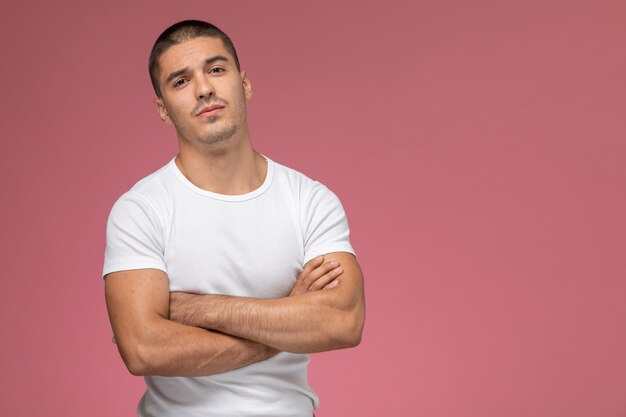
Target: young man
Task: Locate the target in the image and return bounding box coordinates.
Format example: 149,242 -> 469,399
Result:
103,20 -> 365,417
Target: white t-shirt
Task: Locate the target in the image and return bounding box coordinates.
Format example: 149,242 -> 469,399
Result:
103,156 -> 354,417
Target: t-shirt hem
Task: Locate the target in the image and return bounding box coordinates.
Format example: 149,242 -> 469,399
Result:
102,262 -> 167,279
304,244 -> 356,265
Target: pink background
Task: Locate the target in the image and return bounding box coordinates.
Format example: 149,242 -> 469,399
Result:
2,0 -> 625,416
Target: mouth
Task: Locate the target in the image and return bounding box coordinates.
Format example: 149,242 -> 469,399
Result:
196,104 -> 225,118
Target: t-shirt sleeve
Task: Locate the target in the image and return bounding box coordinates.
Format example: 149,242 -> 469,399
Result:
102,192 -> 166,278
301,181 -> 355,265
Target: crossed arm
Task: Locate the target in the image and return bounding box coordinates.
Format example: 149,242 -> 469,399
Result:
104,252 -> 365,377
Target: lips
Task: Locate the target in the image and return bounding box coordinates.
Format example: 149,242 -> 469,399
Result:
196,104 -> 224,117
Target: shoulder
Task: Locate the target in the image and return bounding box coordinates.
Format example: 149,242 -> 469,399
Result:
267,158 -> 347,230
107,160 -> 176,227
127,161 -> 172,199
111,160 -> 174,211
103,164 -> 172,278
267,159 -> 354,261
269,157 -> 337,200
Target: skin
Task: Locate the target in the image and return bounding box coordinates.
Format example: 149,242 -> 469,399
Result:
105,36 -> 365,376
154,36 -> 262,196
169,252 -> 364,353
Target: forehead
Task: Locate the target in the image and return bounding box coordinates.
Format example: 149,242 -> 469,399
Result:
158,37 -> 234,77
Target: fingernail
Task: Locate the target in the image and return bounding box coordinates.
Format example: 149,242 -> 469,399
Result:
327,280 -> 339,288
330,261 -> 339,267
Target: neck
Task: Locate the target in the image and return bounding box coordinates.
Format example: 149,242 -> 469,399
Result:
175,131 -> 267,195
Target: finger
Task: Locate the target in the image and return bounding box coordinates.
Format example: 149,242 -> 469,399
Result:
323,279 -> 339,290
291,257 -> 324,296
308,260 -> 340,281
300,260 -> 338,289
303,255 -> 324,273
308,266 -> 343,291
297,259 -> 334,289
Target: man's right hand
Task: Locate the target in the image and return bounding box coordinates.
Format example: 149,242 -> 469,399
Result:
289,256 -> 344,296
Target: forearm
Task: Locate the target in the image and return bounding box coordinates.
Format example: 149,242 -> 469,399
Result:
172,288 -> 364,353
105,269 -> 277,378
214,291 -> 363,353
115,316 -> 277,377
168,253 -> 365,354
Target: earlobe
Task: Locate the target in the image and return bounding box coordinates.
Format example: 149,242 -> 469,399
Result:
154,97 -> 170,123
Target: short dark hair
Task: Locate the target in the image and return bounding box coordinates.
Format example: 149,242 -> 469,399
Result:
148,20 -> 241,97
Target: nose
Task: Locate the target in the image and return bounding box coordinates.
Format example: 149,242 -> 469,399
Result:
195,73 -> 215,100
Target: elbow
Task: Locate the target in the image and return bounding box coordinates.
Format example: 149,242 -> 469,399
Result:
337,307 -> 365,349
126,358 -> 149,377
349,324 -> 364,347
118,341 -> 156,376
126,363 -> 145,377
340,332 -> 362,349
347,313 -> 365,348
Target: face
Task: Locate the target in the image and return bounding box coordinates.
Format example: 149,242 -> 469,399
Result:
154,37 -> 252,148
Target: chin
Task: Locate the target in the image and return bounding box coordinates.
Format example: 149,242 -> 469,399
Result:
205,123 -> 239,143
196,129 -> 238,149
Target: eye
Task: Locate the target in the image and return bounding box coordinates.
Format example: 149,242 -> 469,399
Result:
173,78 -> 188,88
210,67 -> 225,74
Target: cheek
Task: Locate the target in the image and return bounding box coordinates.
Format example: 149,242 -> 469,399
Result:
229,87 -> 248,107
166,97 -> 191,119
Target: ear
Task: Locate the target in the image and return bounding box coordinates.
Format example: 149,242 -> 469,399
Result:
241,70 -> 253,100
154,97 -> 170,124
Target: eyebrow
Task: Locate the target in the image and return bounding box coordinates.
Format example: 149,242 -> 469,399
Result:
165,55 -> 230,84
